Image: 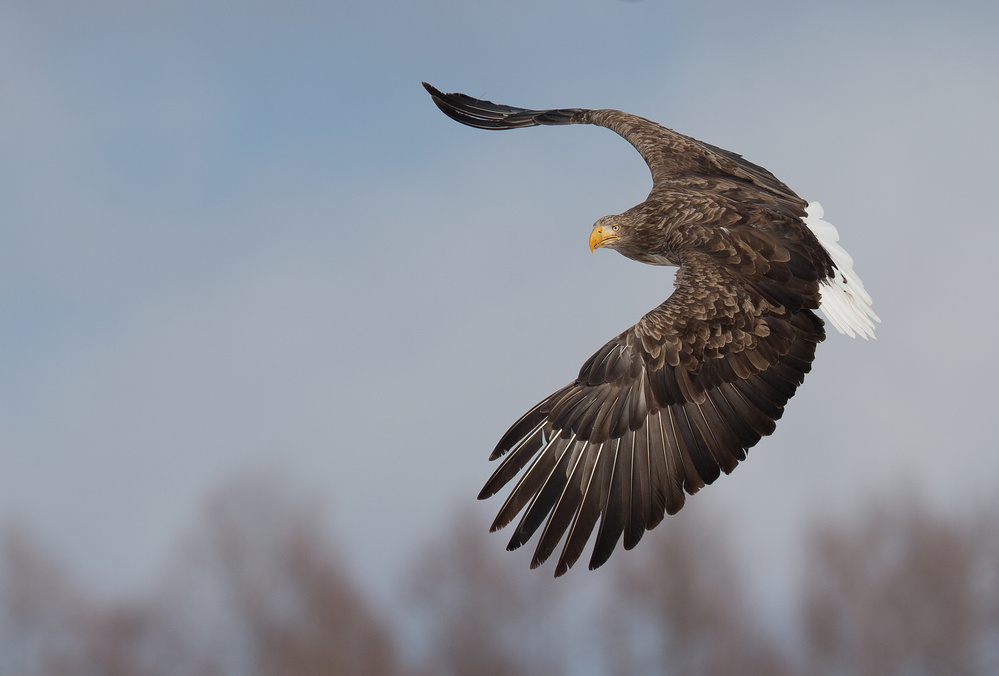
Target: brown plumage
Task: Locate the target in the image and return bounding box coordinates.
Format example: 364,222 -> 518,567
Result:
424,82 -> 863,576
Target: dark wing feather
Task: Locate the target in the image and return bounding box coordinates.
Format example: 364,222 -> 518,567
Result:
424,82 -> 585,129
480,251 -> 824,575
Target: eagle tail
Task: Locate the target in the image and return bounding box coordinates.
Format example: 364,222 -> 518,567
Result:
803,202 -> 880,339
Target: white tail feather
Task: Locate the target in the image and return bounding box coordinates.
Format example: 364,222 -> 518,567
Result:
802,202 -> 880,340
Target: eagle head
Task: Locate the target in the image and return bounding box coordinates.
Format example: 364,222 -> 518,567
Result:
589,215 -> 624,252
590,211 -> 675,266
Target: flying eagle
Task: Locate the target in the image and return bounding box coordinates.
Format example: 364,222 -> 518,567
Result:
424,82 -> 878,576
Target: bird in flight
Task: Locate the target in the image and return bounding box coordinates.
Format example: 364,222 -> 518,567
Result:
423,82 -> 878,576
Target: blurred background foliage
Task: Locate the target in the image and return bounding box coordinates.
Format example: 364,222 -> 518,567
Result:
2,475 -> 997,675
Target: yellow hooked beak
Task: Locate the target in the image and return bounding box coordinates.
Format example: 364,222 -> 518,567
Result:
589,224 -> 619,252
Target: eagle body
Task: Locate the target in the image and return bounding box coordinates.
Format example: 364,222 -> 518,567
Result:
424,83 -> 879,575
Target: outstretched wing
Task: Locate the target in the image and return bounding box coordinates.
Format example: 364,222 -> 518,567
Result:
479,250 -> 825,575
423,82 -> 800,205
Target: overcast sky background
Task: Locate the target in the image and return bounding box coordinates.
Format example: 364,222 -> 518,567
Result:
2,0 -> 998,635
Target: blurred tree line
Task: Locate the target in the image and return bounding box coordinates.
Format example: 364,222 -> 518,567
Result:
1,476 -> 998,676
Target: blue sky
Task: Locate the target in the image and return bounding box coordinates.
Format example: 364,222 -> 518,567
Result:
2,0 -> 998,628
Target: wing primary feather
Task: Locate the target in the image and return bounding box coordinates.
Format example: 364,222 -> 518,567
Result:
588,391 -> 624,444
589,436 -> 628,570
555,439 -> 613,576
625,426 -> 651,550
423,83 -> 584,130
531,440 -> 591,568
707,387 -> 761,448
732,377 -> 783,420
507,433 -> 578,551
666,406 -> 705,497
550,385 -> 603,433
651,410 -> 687,518
490,432 -> 565,532
571,386 -> 614,440
676,403 -> 722,486
645,412 -> 670,526
479,419 -> 547,500
690,399 -> 742,473
752,370 -> 796,406
719,381 -> 777,437
491,396 -> 557,460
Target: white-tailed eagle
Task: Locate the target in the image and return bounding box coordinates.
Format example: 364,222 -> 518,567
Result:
424,83 -> 879,576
